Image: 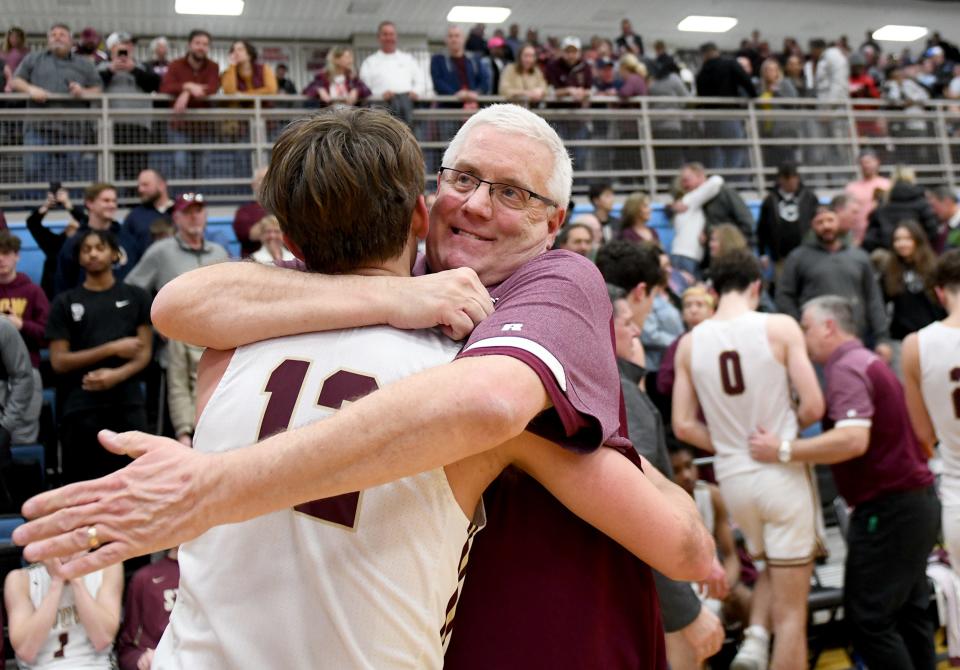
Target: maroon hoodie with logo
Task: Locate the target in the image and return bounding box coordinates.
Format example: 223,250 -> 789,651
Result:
0,272 -> 49,368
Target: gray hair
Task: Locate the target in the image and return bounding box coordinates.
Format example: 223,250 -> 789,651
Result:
150,36 -> 169,51
802,295 -> 856,335
441,104 -> 573,206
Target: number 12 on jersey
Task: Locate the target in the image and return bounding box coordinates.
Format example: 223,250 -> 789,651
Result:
258,359 -> 380,529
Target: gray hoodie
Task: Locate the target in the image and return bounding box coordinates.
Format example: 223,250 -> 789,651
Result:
776,238 -> 889,343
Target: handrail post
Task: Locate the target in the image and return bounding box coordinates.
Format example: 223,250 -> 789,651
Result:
639,98 -> 657,196
746,100 -> 765,194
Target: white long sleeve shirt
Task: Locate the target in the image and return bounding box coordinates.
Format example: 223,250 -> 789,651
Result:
671,175 -> 724,262
358,49 -> 426,97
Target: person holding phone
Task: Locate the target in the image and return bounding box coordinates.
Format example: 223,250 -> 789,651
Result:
26,188 -> 83,299
98,34 -> 160,180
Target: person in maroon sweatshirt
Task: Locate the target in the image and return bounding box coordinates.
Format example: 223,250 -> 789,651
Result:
158,29 -> 220,179
0,230 -> 49,369
116,548 -> 180,670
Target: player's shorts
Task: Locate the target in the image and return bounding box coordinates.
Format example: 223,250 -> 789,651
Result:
719,464 -> 826,566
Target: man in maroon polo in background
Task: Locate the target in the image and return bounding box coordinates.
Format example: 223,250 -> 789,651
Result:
159,29 -> 218,114
749,294 -> 938,670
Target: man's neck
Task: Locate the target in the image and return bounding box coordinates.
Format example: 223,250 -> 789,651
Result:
818,238 -> 842,252
88,216 -> 111,231
714,292 -> 753,319
83,271 -> 115,291
187,53 -> 205,70
179,233 -> 204,250
0,271 -> 16,285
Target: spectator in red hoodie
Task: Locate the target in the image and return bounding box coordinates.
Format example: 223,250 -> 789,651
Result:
0,231 -> 50,370
849,52 -> 882,137
117,548 -> 180,670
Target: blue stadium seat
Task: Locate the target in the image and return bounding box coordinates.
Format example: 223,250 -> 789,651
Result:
12,444 -> 45,480
0,516 -> 24,543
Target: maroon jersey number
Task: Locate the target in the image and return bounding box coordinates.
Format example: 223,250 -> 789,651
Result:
258,361 -> 380,529
53,633 -> 68,658
951,367 -> 960,419
719,351 -> 746,396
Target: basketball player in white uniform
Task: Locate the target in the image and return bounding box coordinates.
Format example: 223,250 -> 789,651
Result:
4,559 -> 122,669
902,248 -> 960,573
673,248 -> 825,670
153,108 -> 714,668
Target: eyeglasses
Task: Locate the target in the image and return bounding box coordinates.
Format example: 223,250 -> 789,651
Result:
180,193 -> 205,204
438,167 -> 557,210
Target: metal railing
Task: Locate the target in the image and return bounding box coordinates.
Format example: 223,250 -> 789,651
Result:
0,93 -> 957,208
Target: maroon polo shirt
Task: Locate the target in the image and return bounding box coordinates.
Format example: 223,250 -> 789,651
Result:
823,339 -> 934,507
439,250 -> 666,669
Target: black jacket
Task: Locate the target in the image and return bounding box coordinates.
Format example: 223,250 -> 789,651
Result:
864,181 -> 939,252
696,56 -> 756,99
757,184 -> 820,261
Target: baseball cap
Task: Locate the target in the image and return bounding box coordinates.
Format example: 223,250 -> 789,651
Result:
80,27 -> 100,43
173,192 -> 206,213
597,58 -> 615,68
561,36 -> 581,51
488,36 -> 505,49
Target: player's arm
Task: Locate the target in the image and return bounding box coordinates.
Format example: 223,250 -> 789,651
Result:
775,314 -> 825,428
507,433 -> 715,581
151,262 -> 493,348
901,333 -> 936,458
71,563 -> 122,651
672,336 -> 713,451
4,568 -> 64,665
15,354 -> 552,574
710,485 -> 741,588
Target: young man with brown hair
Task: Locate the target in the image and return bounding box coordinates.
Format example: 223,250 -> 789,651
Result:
54,183 -> 134,295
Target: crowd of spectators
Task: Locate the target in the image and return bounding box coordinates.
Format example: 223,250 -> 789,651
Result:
4,20 -> 960,110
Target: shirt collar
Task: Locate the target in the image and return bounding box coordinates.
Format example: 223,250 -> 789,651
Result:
824,338 -> 863,373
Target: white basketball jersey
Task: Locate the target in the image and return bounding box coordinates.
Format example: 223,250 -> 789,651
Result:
918,321 -> 960,505
691,311 -> 799,481
18,567 -> 110,670
154,326 -> 483,670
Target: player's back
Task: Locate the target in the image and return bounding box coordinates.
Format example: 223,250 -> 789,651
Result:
918,320 -> 960,500
154,326 -> 480,670
18,567 -> 110,670
691,311 -> 798,480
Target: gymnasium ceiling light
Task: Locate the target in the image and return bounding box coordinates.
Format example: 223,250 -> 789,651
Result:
872,25 -> 929,42
175,0 -> 245,16
677,15 -> 738,33
446,6 -> 512,23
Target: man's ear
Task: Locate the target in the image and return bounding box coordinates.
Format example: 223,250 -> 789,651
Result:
411,194 -> 429,240
630,282 -> 648,303
282,234 -> 304,261
544,205 -> 565,249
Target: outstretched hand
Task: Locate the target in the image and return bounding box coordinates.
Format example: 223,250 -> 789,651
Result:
13,430 -> 220,579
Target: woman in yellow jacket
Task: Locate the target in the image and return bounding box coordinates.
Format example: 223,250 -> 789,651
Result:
221,40 -> 278,95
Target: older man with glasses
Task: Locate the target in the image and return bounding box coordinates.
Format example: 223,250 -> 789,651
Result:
17,105 -> 718,669
124,193 -> 229,297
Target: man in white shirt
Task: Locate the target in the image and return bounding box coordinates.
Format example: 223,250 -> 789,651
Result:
359,21 -> 425,127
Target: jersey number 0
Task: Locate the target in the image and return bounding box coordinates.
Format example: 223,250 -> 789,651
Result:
258,360 -> 380,529
719,351 -> 746,396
